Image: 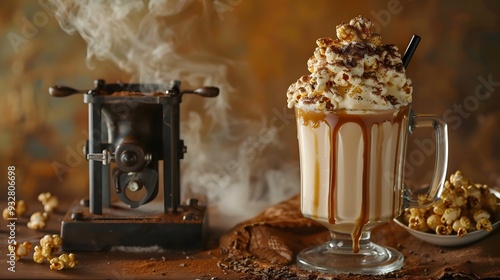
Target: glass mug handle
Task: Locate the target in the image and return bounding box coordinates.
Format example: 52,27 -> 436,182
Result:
403,111 -> 449,208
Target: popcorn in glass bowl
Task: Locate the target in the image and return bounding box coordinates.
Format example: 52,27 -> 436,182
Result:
395,170 -> 500,246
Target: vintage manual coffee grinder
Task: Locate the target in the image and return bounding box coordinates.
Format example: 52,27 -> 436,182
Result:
49,79 -> 219,251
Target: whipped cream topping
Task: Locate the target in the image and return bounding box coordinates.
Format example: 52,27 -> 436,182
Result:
287,16 -> 412,111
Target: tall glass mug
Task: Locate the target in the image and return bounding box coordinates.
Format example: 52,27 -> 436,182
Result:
295,105 -> 448,275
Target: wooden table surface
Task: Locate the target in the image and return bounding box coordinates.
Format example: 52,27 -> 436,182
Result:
0,200 -> 247,280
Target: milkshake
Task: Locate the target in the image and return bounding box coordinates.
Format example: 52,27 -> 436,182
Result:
296,107 -> 409,240
288,16 -> 413,251
288,16 -> 448,275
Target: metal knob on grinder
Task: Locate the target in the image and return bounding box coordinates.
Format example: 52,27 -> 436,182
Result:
115,140 -> 149,173
181,86 -> 219,97
49,85 -> 87,97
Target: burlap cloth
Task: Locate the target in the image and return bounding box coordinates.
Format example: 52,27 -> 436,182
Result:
219,195 -> 500,279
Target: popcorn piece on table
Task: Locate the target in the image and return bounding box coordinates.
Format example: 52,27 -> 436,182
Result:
2,200 -> 28,220
33,245 -> 45,264
2,208 -> 9,221
38,192 -> 59,213
8,241 -> 32,261
33,234 -> 64,263
15,200 -> 28,216
27,212 -> 49,230
40,234 -> 62,252
49,257 -> 64,271
49,253 -> 78,271
34,234 -> 78,271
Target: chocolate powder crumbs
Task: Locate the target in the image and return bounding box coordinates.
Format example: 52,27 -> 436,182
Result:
98,90 -> 166,96
385,95 -> 399,105
218,256 -> 302,279
337,43 -> 376,62
110,91 -> 146,96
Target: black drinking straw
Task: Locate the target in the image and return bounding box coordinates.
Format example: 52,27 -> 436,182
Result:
402,35 -> 421,69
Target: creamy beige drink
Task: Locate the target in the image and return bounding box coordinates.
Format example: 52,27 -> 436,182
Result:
296,107 -> 409,246
287,16 -> 413,253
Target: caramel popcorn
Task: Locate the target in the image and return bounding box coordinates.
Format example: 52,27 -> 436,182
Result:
287,16 -> 412,111
27,211 -> 49,230
2,200 -> 28,220
49,256 -> 65,271
408,215 -> 430,232
426,214 -> 444,231
472,209 -> 492,231
8,241 -> 32,261
16,200 -> 28,216
441,207 -> 461,225
33,234 -> 63,263
38,192 -> 58,213
452,216 -> 471,237
49,253 -> 78,271
40,234 -> 61,249
33,234 -> 77,271
33,245 -> 45,264
404,170 -> 499,237
436,224 -> 453,235
2,208 -> 9,221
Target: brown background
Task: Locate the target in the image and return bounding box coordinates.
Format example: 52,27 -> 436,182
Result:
1,0 -> 500,228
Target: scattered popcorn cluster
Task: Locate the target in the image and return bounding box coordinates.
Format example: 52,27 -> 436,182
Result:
2,193 -> 58,230
2,199 -> 28,220
27,192 -> 58,229
9,234 -> 78,271
3,192 -> 77,271
33,234 -> 62,264
404,170 -> 499,237
34,234 -> 78,271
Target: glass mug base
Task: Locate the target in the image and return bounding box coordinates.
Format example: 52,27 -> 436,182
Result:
296,231 -> 404,275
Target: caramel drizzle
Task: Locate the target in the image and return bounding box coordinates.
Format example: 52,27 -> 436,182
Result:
313,129 -> 320,219
298,107 -> 408,253
328,124 -> 336,225
391,119 -> 404,217
374,124 -> 385,221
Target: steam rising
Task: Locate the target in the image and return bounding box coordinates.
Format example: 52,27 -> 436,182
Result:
48,0 -> 299,230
